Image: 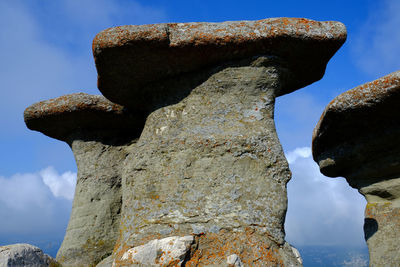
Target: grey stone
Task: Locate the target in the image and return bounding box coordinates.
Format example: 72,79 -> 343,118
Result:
92,18 -> 346,109
0,243 -> 58,267
24,93 -> 142,266
24,17 -> 347,266
112,57 -> 306,266
56,137 -> 130,266
312,71 -> 400,266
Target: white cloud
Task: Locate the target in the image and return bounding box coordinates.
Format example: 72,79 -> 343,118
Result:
286,147 -> 312,164
352,0 -> 400,77
285,147 -> 367,247
0,167 -> 76,235
40,166 -> 76,200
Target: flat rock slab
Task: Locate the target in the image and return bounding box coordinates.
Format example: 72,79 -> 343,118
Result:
24,93 -> 143,141
93,17 -> 346,108
312,71 -> 400,180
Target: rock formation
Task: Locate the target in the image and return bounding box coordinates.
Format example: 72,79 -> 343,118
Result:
24,17 -> 346,266
24,93 -> 144,266
312,71 -> 400,266
0,243 -> 58,267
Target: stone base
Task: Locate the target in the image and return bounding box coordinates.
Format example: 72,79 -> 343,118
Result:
112,229 -> 301,266
186,229 -> 300,266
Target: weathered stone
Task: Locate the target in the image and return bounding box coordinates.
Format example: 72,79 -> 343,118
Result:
0,243 -> 58,267
119,236 -> 194,266
24,93 -> 142,266
312,71 -> 400,180
24,18 -> 346,266
312,71 -> 400,266
110,56 -> 328,266
24,93 -> 144,141
93,18 -> 346,109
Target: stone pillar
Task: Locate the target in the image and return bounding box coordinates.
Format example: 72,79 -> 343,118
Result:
312,71 -> 400,266
118,59 -> 298,266
92,18 -> 346,266
24,93 -> 143,266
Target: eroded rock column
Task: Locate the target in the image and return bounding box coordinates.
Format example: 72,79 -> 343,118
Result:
24,93 -> 143,266
118,60 -> 297,266
312,71 -> 400,266
92,18 -> 346,266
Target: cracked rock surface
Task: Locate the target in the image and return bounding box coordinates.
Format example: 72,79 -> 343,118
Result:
312,71 -> 400,266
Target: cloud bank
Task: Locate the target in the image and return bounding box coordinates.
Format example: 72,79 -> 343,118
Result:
285,147 -> 367,247
0,167 -> 76,255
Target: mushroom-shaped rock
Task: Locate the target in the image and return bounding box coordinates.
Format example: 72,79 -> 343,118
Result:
312,71 -> 400,266
106,19 -> 346,266
24,92 -> 143,141
93,17 -> 346,109
24,93 -> 143,266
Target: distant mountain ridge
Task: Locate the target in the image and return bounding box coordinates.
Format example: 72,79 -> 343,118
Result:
298,245 -> 368,267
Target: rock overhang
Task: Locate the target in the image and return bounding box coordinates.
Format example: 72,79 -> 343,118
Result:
92,17 -> 347,108
312,71 -> 400,179
24,93 -> 143,142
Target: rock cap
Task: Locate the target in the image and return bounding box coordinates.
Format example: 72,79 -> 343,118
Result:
312,71 -> 400,179
24,93 -> 142,141
93,17 -> 346,108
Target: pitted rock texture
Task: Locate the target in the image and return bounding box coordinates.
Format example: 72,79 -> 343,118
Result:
312,71 -> 400,266
93,17 -> 346,108
24,94 -> 142,266
0,243 -> 58,267
112,59 -> 301,266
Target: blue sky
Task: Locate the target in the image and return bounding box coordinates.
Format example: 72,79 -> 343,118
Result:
1,0 -> 399,260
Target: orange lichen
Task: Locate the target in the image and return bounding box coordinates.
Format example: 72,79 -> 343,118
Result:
112,229 -> 289,266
